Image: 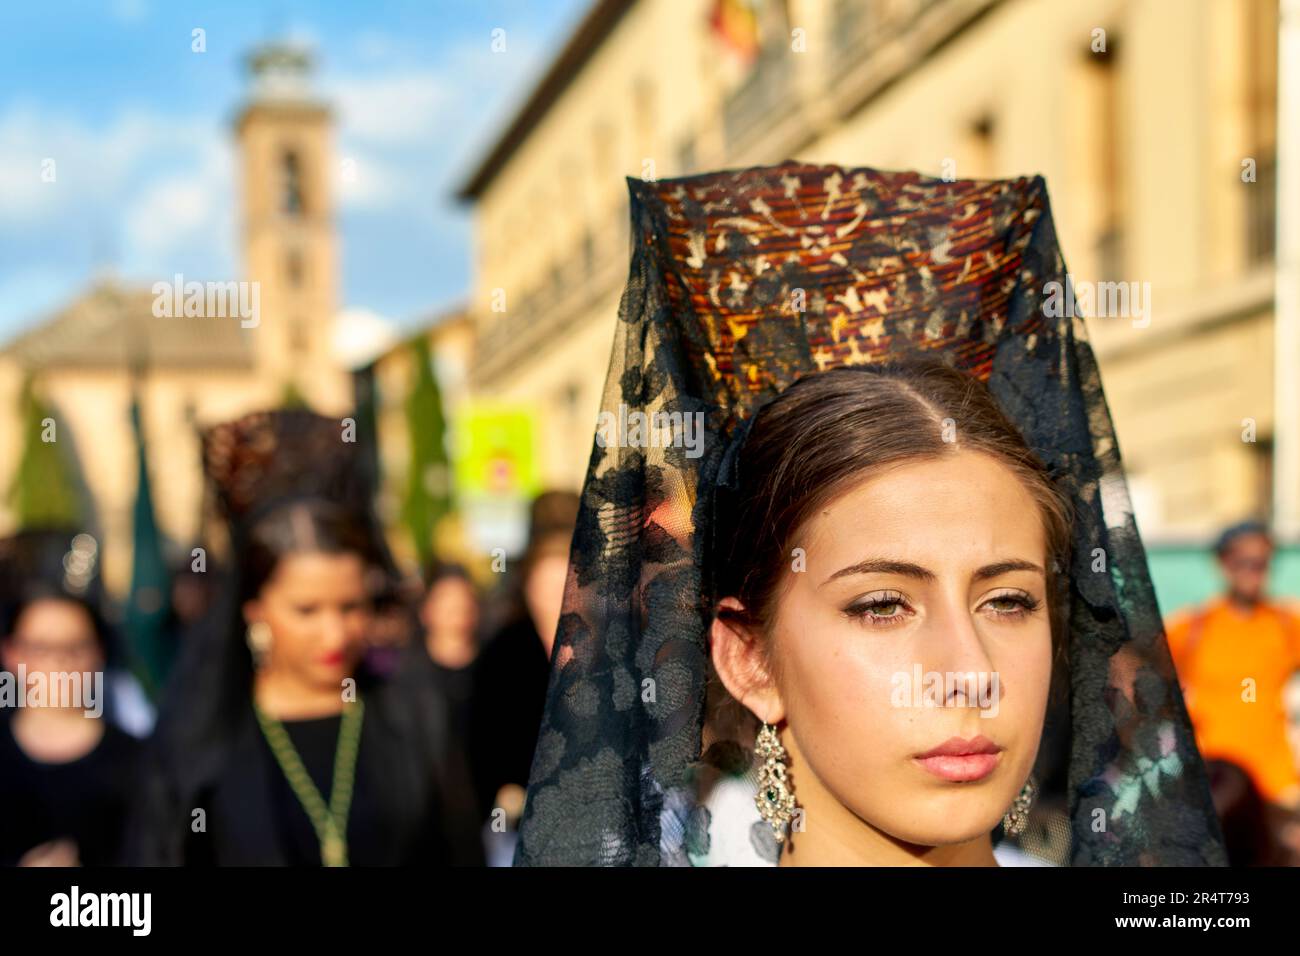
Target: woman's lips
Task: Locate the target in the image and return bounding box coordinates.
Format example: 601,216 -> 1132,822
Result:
913,735 -> 1004,782
914,752 -> 1001,782
318,650 -> 346,667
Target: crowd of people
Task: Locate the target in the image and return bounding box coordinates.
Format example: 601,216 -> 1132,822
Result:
3,414 -> 1300,869
3,469 -> 1300,866
0,416 -> 1298,868
3,458 -> 1300,868
0,408 -> 576,868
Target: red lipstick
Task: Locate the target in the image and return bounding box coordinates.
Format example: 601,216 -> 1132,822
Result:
914,735 -> 1003,782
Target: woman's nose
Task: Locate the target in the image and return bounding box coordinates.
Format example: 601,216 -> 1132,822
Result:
319,610 -> 349,646
924,596 -> 997,706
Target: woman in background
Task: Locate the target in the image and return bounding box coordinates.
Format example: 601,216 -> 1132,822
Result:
0,556 -> 141,866
128,410 -> 480,866
403,560 -> 485,857
420,562 -> 481,732
466,491 -> 576,864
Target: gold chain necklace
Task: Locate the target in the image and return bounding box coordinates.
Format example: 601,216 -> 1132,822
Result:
253,697 -> 365,867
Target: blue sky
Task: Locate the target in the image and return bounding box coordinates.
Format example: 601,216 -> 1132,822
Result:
0,0 -> 590,341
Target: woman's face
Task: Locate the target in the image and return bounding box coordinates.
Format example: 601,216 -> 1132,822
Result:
525,550 -> 570,658
243,552 -> 372,690
1,599 -> 104,701
421,576 -> 479,641
719,449 -> 1053,851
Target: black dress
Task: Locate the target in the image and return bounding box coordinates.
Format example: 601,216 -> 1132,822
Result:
0,714 -> 141,866
465,614 -> 551,822
130,667 -> 484,866
182,707 -> 444,866
428,658 -> 474,750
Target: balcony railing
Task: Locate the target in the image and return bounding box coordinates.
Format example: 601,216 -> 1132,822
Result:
473,206 -> 630,384
829,0 -> 879,74
829,0 -> 948,79
722,45 -> 794,153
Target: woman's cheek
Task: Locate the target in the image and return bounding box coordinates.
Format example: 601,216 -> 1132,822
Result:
279,614 -> 314,663
783,619 -> 904,779
978,627 -> 1052,784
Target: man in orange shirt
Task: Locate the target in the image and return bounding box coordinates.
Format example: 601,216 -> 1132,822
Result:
1166,522 -> 1300,809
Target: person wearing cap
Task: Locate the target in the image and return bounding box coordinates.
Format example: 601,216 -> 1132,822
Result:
1165,521 -> 1300,809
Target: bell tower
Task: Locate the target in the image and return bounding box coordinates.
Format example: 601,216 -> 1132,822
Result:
234,41 -> 348,412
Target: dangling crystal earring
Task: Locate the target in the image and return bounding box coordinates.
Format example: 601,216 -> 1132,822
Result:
246,621 -> 272,668
754,721 -> 797,840
1002,775 -> 1036,837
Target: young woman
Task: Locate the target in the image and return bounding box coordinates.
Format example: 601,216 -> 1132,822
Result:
129,410 -> 480,866
420,562 -> 481,676
513,161 -> 1226,867
466,490 -> 578,864
707,362 -> 1068,865
0,585 -> 141,866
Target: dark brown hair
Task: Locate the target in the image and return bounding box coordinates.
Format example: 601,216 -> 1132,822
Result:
714,360 -> 1073,684
241,498 -> 382,604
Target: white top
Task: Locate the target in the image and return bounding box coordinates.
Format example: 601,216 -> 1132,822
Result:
686,769 -> 1057,867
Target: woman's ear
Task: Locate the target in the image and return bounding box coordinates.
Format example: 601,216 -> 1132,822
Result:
242,599 -> 262,628
710,597 -> 784,724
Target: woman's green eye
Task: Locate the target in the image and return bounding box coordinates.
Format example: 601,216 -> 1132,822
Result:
845,594 -> 910,623
982,592 -> 1041,617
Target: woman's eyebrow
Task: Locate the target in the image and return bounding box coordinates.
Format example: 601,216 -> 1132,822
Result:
821,557 -> 1045,587
821,559 -> 935,587
974,559 -> 1045,580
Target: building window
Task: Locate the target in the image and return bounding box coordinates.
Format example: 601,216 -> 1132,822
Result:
282,149 -> 305,217
561,381 -> 581,419
965,113 -> 996,179
289,316 -> 309,354
1244,0 -> 1279,266
1254,434 -> 1275,522
1082,35 -> 1124,282
286,247 -> 304,288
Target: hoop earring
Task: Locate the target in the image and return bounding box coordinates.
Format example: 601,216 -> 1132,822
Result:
754,721 -> 797,840
1002,774 -> 1036,837
246,621 -> 272,668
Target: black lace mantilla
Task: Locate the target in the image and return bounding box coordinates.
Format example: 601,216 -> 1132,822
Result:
514,163 -> 1228,867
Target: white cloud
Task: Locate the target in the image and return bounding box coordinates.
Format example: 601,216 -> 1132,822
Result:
334,148 -> 406,211
331,69 -> 450,147
0,104 -> 217,227
325,36 -> 539,214
122,144 -> 232,269
0,100 -> 236,305
334,305 -> 401,368
109,0 -> 147,23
